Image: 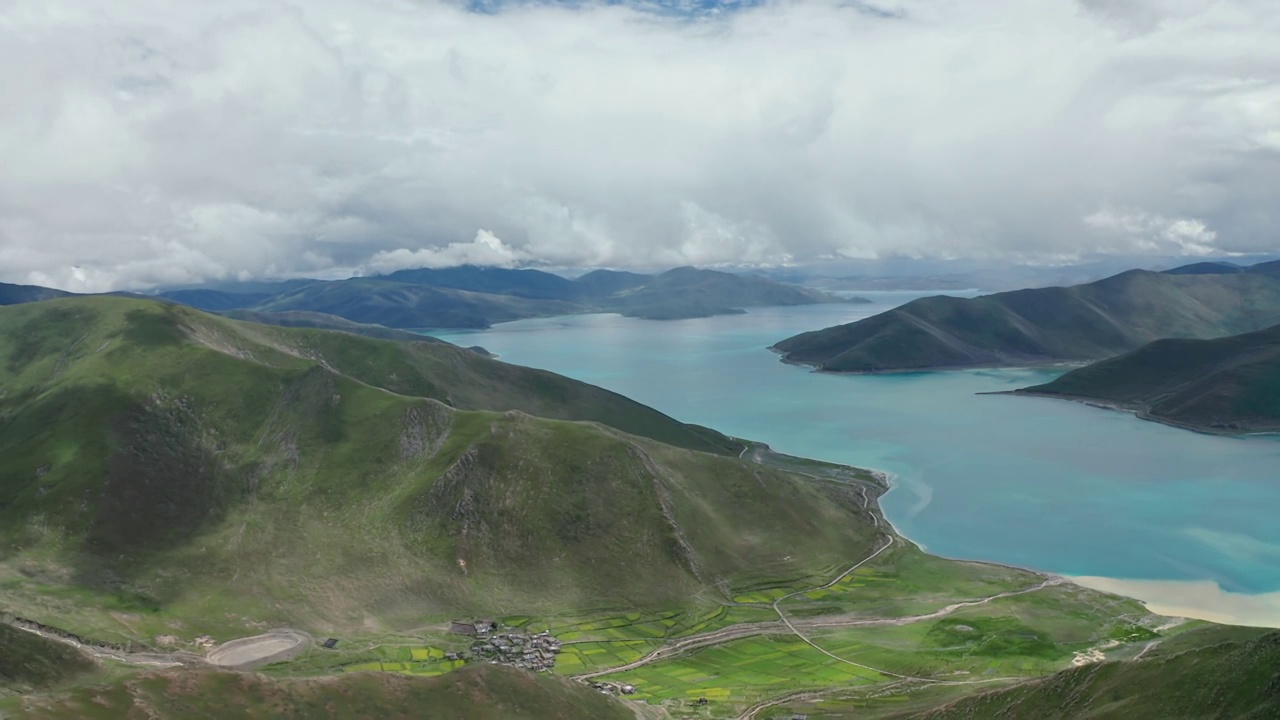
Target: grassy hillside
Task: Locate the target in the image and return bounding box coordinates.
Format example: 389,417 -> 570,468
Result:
0,297 -> 884,643
16,664 -> 633,720
221,309 -> 449,343
1015,323 -> 1280,433
773,265 -> 1280,372
908,627 -> 1280,720
0,623 -> 98,696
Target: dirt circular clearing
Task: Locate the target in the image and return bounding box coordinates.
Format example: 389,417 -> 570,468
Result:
206,629 -> 312,670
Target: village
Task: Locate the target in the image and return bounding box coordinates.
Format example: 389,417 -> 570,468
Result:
450,620 -> 565,674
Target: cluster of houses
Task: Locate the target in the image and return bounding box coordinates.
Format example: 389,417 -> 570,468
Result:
450,619 -> 562,672
588,681 -> 637,696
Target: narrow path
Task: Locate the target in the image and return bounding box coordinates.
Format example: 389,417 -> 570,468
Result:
573,544 -> 1059,681
737,680 -> 917,720
1133,640 -> 1161,661
578,451 -> 1060,689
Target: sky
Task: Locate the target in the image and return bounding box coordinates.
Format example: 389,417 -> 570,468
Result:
1,0 -> 1278,292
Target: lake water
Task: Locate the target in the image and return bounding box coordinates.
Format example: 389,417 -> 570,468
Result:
430,294 -> 1280,619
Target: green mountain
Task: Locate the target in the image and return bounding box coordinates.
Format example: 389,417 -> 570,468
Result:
0,282 -> 70,306
0,295 -> 1264,720
18,664 -> 632,720
0,296 -> 884,641
772,263 -> 1280,373
1013,323 -> 1280,433
910,627 -> 1280,720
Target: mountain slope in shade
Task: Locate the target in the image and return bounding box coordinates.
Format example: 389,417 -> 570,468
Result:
1014,323 -> 1280,433
155,289 -> 274,311
16,664 -> 633,720
909,628 -> 1280,720
0,282 -> 71,306
772,264 -> 1280,373
0,622 -> 98,694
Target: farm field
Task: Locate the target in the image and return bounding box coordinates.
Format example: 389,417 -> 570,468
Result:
235,542 -> 1169,719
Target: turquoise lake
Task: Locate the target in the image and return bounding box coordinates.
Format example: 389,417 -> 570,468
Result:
430,293 -> 1280,596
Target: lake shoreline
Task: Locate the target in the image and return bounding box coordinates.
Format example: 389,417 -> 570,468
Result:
875,474 -> 1280,629
991,390 -> 1280,438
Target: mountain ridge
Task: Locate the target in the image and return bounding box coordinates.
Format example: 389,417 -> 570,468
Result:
1011,322 -> 1280,434
772,262 -> 1280,373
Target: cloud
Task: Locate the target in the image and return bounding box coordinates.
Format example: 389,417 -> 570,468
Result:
366,229 -> 529,272
1,0 -> 1279,291
1083,207 -> 1222,256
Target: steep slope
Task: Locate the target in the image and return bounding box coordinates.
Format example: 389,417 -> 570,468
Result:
910,628 -> 1280,720
0,282 -> 70,306
16,664 -> 633,720
0,623 -> 98,695
1014,324 -> 1280,433
773,267 -> 1280,373
254,278 -> 584,329
0,297 -> 877,640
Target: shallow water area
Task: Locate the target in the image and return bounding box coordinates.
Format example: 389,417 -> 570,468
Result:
429,293 -> 1280,625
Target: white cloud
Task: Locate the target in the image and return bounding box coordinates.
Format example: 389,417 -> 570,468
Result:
1,0 -> 1279,290
366,229 -> 529,272
1083,206 -> 1222,256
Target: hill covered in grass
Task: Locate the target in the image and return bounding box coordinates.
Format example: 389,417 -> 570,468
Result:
0,296 -> 883,642
0,623 -> 98,696
910,627 -> 1280,720
15,664 -> 632,720
1013,323 -> 1280,433
772,262 -> 1280,373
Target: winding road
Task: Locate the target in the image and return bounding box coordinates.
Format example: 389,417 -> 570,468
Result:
574,452 -> 1067,719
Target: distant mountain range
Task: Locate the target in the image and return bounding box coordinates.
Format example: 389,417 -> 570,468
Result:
0,281 -> 71,306
3,266 -> 865,331
1013,322 -> 1280,434
169,265 -> 864,329
772,260 -> 1280,373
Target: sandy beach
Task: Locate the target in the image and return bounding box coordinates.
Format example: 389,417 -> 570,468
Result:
1069,576 -> 1280,629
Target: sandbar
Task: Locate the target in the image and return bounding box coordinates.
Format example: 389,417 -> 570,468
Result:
1070,576 -> 1280,629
